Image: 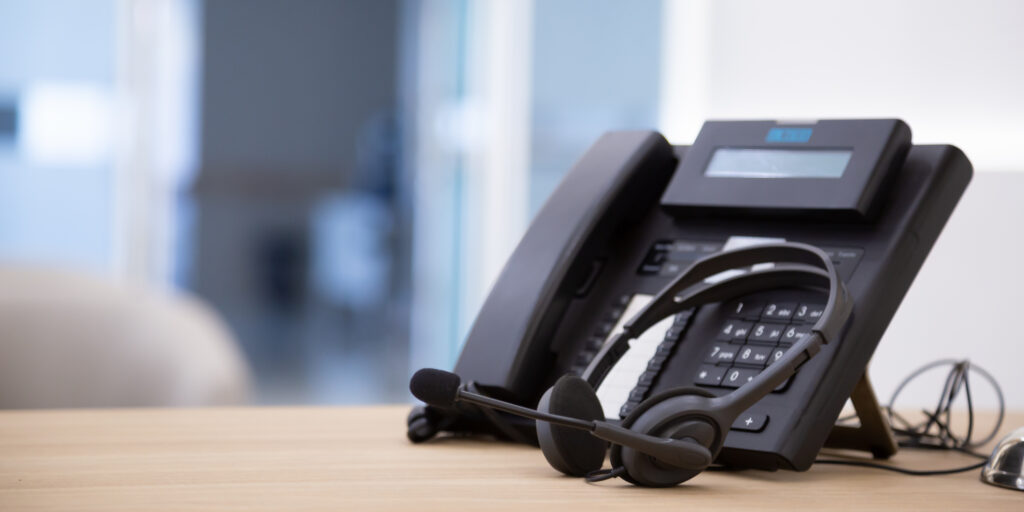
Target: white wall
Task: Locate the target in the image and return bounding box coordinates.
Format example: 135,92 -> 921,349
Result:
659,0 -> 1024,407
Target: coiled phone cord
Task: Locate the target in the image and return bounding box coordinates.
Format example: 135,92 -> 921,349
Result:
815,359 -> 1004,475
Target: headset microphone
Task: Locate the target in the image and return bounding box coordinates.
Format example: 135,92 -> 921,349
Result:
410,368 -> 714,470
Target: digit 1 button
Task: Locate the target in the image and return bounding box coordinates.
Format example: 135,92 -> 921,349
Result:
728,300 -> 763,320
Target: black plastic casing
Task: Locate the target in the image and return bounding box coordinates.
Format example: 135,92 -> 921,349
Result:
438,125 -> 972,471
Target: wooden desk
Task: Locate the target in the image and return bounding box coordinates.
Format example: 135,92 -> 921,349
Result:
0,406 -> 1020,511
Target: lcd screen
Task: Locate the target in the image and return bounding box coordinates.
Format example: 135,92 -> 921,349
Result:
704,147 -> 852,179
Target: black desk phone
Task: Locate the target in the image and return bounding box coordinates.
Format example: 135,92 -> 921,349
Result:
408,119 -> 972,481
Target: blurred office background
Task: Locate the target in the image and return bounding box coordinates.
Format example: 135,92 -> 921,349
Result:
0,0 -> 1022,408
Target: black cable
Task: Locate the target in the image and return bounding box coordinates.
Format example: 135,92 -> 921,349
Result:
816,359 -> 1004,476
814,457 -> 987,475
585,466 -> 627,483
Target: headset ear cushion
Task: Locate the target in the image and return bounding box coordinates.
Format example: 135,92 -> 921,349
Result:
536,375 -> 607,476
610,387 -> 719,486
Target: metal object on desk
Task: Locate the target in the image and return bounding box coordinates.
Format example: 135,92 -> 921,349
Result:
981,426 -> 1024,491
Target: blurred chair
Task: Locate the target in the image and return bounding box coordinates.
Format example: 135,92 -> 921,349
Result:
0,265 -> 251,408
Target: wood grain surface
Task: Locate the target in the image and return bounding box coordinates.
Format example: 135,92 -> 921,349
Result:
1,406 -> 1021,511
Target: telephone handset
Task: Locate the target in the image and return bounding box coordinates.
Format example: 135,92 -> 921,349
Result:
408,119 -> 972,475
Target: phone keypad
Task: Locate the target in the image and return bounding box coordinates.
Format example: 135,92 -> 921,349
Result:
694,300 -> 824,393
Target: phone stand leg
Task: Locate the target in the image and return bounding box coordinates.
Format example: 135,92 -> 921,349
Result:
824,372 -> 898,459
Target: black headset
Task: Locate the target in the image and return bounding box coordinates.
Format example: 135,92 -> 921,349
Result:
410,242 -> 852,487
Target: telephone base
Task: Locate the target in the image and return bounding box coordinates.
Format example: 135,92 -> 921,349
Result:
824,372 -> 898,459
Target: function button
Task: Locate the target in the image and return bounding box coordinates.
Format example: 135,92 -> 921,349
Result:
673,310 -> 694,326
574,352 -> 595,368
665,325 -> 686,341
766,347 -> 788,367
614,295 -> 632,307
697,242 -> 722,254
735,345 -> 773,367
705,343 -> 738,365
646,357 -> 664,373
748,323 -> 786,344
762,302 -> 797,321
731,414 -> 769,432
620,402 -> 637,418
721,367 -> 760,389
727,300 -> 764,320
638,263 -> 662,275
652,240 -> 675,252
779,325 -> 813,346
792,303 -> 825,323
593,321 -> 615,337
656,340 -> 677,357
628,387 -> 649,403
637,371 -> 658,387
694,365 -> 727,387
607,307 -> 625,321
659,262 -> 685,276
716,320 -> 754,342
583,336 -> 604,352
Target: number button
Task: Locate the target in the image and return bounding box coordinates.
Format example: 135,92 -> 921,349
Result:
793,303 -> 825,323
780,325 -> 812,345
722,368 -> 760,389
705,343 -> 737,364
716,320 -> 753,342
766,347 -> 788,367
735,345 -> 773,367
728,300 -> 764,320
748,323 -> 785,344
762,302 -> 797,321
